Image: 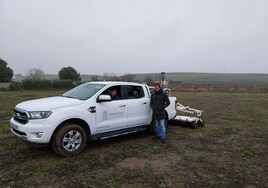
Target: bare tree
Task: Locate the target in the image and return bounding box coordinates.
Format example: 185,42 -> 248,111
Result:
103,72 -> 109,81
91,75 -> 99,81
109,73 -> 118,81
144,76 -> 154,86
121,73 -> 136,82
27,68 -> 45,80
103,72 -> 118,81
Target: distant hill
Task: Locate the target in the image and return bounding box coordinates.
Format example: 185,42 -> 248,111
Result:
135,72 -> 268,87
73,72 -> 268,87
165,72 -> 268,86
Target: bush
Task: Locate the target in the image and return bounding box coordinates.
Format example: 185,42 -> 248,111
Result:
0,87 -> 8,91
74,80 -> 84,86
22,79 -> 51,89
21,79 -> 77,90
52,80 -> 73,89
58,66 -> 81,81
9,82 -> 23,90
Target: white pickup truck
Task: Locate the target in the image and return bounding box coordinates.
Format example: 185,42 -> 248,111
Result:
10,81 -> 177,157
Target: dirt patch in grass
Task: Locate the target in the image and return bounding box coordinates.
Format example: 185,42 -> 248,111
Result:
116,154 -> 171,175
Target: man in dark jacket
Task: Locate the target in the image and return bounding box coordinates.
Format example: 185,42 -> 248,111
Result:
150,83 -> 170,143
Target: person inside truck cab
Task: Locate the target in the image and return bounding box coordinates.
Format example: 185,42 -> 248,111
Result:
131,88 -> 140,98
110,87 -> 120,100
132,89 -> 139,98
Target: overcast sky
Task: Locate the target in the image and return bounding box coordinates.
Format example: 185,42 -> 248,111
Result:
0,0 -> 267,76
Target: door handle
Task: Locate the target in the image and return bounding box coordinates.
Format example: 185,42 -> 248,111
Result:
141,102 -> 147,104
119,104 -> 126,107
88,106 -> 96,113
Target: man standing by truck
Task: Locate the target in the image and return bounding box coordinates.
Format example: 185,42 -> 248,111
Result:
150,83 -> 170,143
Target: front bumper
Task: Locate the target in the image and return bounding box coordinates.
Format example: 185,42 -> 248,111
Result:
10,117 -> 55,144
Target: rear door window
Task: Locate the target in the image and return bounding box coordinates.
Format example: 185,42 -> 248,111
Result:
126,85 -> 144,99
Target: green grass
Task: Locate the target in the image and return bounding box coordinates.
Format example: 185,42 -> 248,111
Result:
0,90 -> 267,187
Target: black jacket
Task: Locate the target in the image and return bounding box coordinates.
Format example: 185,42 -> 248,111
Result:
150,89 -> 170,119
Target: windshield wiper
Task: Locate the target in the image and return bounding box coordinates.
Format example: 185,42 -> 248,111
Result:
62,95 -> 75,99
62,95 -> 84,100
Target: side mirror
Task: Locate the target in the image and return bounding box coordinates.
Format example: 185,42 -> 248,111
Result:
97,94 -> 112,103
163,88 -> 171,96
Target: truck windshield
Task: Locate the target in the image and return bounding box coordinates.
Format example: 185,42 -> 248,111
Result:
63,83 -> 105,100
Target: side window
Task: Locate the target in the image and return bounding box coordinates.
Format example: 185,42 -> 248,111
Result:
127,85 -> 144,99
101,86 -> 122,100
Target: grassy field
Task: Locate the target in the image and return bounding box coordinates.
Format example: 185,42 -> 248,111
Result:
0,90 -> 267,187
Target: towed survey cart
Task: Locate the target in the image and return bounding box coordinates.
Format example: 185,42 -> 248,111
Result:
170,101 -> 205,128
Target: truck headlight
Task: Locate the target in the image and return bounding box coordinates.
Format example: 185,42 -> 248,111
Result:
28,111 -> 52,119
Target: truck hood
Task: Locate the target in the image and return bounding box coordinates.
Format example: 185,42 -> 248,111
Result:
16,96 -> 84,111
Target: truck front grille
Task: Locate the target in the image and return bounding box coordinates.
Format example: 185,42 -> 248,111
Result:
13,108 -> 29,124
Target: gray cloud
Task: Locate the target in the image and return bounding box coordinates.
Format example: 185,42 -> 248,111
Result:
0,0 -> 267,75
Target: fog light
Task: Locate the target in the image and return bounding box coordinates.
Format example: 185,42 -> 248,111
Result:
35,132 -> 43,138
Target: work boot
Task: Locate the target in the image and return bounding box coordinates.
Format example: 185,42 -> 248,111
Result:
161,139 -> 166,144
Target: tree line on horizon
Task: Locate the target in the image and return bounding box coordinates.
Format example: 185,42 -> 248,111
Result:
0,58 -> 157,90
2,58 -> 267,92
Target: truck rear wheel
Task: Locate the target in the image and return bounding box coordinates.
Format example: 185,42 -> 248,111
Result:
51,123 -> 87,157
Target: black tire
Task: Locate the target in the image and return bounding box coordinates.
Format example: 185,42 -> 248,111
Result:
192,122 -> 199,129
192,120 -> 205,128
200,120 -> 205,127
51,123 -> 87,157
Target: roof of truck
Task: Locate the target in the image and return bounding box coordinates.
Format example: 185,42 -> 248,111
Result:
89,81 -> 146,86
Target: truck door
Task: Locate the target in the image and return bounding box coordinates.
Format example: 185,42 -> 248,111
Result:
95,86 -> 128,132
126,85 -> 151,127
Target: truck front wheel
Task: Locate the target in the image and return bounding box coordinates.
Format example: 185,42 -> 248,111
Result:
51,123 -> 87,157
